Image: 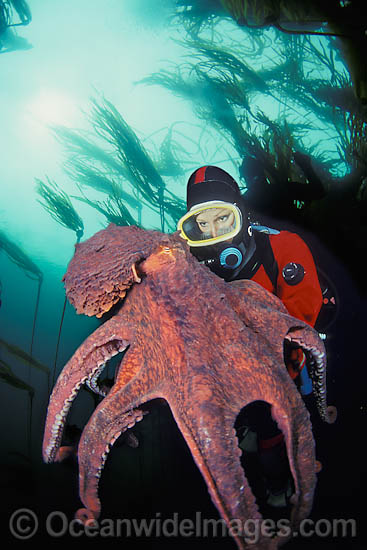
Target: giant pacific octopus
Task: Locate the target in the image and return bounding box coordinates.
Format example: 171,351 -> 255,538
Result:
43,224 -> 336,550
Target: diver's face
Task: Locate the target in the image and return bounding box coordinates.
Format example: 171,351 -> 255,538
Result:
195,207 -> 235,239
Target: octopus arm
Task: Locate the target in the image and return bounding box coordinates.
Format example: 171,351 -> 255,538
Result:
269,398 -> 317,526
224,279 -> 301,356
42,315 -> 135,463
75,374 -> 164,522
227,279 -> 289,315
169,402 -> 264,550
226,279 -> 337,424
169,364 -> 317,550
285,327 -> 337,424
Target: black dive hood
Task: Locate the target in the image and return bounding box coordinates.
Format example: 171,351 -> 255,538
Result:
186,165 -> 254,280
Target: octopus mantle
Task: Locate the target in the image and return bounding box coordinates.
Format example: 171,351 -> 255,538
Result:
43,224 -> 335,550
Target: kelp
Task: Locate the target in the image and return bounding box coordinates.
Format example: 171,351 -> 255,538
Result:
156,127 -> 186,177
220,0 -> 282,27
139,67 -> 197,103
35,175 -> 85,392
151,51 -> 322,202
194,72 -> 253,154
0,229 -> 42,282
256,117 -> 304,187
56,119 -> 185,226
0,355 -> 35,458
59,135 -> 149,226
52,96 -> 188,232
198,66 -> 253,113
144,4 -> 366,288
166,29 -> 363,179
335,111 -> 367,182
181,35 -> 317,122
0,336 -> 49,452
90,97 -> 165,197
0,229 -> 43,356
141,66 -> 251,157
178,37 -> 269,93
172,1 -> 225,37
0,358 -> 34,397
65,160 -> 144,216
0,337 -> 50,375
264,36 -> 355,129
36,177 -> 84,242
52,125 -> 128,178
89,96 -> 168,230
74,193 -> 138,227
221,1 -> 367,103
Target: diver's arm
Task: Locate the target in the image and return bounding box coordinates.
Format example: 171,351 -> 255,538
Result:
269,231 -> 323,327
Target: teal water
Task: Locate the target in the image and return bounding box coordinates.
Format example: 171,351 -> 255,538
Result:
0,1 -> 365,547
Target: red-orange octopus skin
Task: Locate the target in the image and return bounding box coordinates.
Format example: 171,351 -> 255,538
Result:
42,224 -> 336,550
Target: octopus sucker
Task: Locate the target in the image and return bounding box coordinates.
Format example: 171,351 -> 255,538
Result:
86,340 -> 130,396
43,224 -> 336,550
43,333 -> 132,463
282,328 -> 336,426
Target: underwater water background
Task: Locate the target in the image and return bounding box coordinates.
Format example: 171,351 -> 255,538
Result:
0,0 -> 366,547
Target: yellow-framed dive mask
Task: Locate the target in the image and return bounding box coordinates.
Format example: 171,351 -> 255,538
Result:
177,201 -> 243,247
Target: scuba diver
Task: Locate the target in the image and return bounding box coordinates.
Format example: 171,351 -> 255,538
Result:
177,165 -> 325,508
239,151 -> 326,219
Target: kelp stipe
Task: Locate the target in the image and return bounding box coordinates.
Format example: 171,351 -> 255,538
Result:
0,337 -> 49,456
35,177 -> 86,388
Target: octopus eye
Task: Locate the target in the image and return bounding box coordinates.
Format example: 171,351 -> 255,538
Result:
162,247 -> 171,254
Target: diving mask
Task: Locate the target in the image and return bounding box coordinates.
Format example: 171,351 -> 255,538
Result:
177,201 -> 242,247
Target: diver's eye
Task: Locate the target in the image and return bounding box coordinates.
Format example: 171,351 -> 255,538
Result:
198,221 -> 208,228
218,215 -> 229,222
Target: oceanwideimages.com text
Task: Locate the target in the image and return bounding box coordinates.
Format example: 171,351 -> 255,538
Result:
9,509 -> 357,543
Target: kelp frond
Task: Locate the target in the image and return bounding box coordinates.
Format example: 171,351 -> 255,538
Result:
88,96 -> 169,230
64,156 -> 140,210
344,112 -> 367,170
171,1 -> 224,37
74,193 -> 138,227
0,337 -> 49,375
0,230 -> 43,282
0,359 -> 34,396
220,0 -> 280,28
178,37 -> 269,93
89,97 -> 165,204
139,68 -> 197,103
52,125 -> 127,177
252,111 -> 298,182
36,177 -> 84,241
157,127 -> 186,177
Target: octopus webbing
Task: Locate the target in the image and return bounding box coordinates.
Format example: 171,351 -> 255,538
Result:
43,224 -> 336,550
